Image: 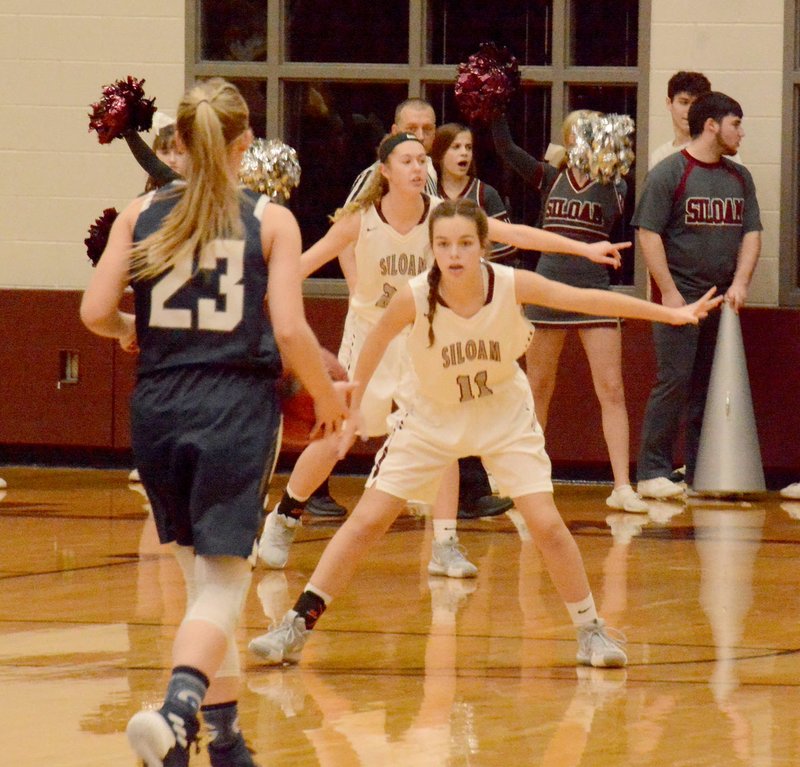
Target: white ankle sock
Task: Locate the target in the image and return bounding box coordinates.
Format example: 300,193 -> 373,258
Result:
433,519 -> 458,544
566,594 -> 598,626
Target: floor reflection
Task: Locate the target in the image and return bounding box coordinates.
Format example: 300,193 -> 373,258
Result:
3,471 -> 800,765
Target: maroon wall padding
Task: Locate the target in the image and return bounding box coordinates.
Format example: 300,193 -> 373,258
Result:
2,289 -> 799,473
0,290 -> 114,446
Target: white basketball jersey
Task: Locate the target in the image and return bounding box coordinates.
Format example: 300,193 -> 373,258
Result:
406,262 -> 534,406
349,197 -> 441,323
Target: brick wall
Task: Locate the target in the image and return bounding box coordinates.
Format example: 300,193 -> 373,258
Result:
0,2 -> 185,289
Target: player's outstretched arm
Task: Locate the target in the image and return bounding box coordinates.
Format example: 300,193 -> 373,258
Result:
515,270 -> 722,325
486,217 -> 626,268
299,212 -> 361,279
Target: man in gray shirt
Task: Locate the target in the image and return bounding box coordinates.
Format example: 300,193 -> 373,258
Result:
633,92 -> 762,499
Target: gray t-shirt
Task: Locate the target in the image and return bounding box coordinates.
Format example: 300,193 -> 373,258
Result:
632,149 -> 762,299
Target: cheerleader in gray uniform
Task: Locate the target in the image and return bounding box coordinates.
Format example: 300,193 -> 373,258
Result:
431,122 -> 516,264
249,198 -> 721,669
492,111 -> 648,513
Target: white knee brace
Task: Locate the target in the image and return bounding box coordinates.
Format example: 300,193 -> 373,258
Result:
184,556 -> 252,638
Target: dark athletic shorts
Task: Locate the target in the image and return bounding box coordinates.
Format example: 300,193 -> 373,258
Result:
131,365 -> 281,557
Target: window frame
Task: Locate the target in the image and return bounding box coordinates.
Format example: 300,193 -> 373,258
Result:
780,1 -> 800,305
186,0 -> 651,297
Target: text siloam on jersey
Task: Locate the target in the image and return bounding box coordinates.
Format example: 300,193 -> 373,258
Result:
441,339 -> 501,368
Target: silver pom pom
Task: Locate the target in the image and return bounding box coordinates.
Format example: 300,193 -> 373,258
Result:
239,138 -> 301,200
567,114 -> 635,184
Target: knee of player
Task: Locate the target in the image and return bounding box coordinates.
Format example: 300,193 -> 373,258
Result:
186,558 -> 252,636
527,512 -> 572,550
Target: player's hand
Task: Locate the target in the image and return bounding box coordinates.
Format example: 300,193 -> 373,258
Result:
338,404 -> 366,460
671,287 -> 723,324
584,240 -> 629,268
119,336 -> 139,353
310,381 -> 352,440
118,315 -> 138,353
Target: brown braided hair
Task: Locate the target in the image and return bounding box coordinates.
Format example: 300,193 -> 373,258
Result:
425,261 -> 442,347
425,198 -> 489,346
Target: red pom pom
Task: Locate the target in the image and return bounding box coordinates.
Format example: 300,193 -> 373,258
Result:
455,43 -> 520,123
88,76 -> 157,144
84,207 -> 119,266
281,348 -> 348,448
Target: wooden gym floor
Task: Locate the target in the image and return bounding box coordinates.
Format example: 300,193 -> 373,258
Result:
1,466 -> 799,766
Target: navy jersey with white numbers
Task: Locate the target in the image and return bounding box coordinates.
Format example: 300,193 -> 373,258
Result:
131,185 -> 282,377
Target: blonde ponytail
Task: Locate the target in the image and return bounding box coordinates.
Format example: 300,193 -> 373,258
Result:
131,78 -> 250,280
331,162 -> 387,222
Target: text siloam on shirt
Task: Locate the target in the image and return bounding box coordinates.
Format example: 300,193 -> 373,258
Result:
379,252 -> 426,276
684,197 -> 743,226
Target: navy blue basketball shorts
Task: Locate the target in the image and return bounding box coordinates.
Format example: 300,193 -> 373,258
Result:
130,366 -> 281,557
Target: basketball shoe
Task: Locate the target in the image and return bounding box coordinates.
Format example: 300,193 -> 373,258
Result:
126,703 -> 199,767
208,734 -> 259,767
427,539 -> 478,578
576,619 -> 627,668
258,507 -> 300,569
249,611 -> 309,665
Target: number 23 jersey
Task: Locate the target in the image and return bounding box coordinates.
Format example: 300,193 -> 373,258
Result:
131,185 -> 282,377
405,262 -> 533,406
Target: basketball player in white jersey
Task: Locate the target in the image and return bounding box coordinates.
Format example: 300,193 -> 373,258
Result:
250,198 -> 720,670
256,133 -> 631,585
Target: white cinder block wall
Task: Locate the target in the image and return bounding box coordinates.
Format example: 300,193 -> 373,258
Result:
0,2 -> 185,290
649,0 -> 784,305
0,3 -> 787,304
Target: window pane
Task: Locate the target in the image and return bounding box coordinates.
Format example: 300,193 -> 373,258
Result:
228,79 -> 268,138
427,0 -> 552,66
570,0 -> 637,67
286,0 -> 408,63
200,0 -> 267,62
568,85 -> 637,285
284,82 -> 408,277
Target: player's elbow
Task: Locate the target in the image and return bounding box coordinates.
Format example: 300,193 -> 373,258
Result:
272,315 -> 308,351
79,295 -> 108,334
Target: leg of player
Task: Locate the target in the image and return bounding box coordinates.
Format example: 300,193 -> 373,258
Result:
512,491 -> 627,668
258,435 -> 341,569
249,488 -> 406,663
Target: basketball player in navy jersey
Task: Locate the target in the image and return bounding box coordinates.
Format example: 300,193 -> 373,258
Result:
81,78 -> 348,767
